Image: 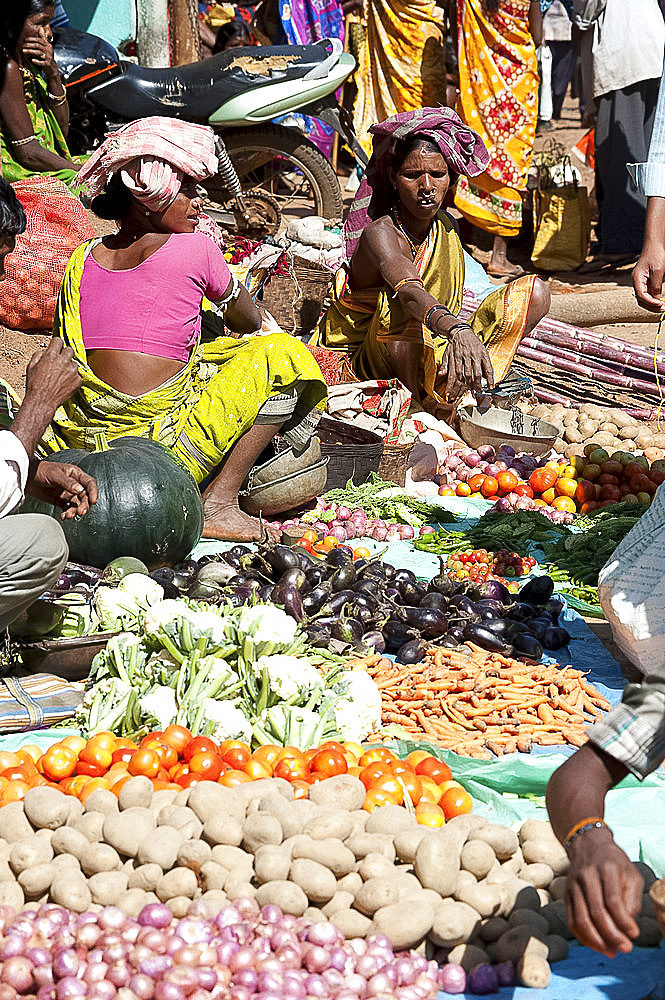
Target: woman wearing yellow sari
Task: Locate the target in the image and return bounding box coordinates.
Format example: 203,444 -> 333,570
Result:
454,0 -> 542,277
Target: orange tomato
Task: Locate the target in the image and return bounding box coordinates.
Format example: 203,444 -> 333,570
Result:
529,468 -> 557,493
372,774 -> 404,805
558,464 -> 578,480
1,765 -> 36,784
110,775 -> 132,797
276,745 -> 304,761
352,547 -> 371,560
86,731 -> 117,753
79,778 -> 111,802
0,751 -> 20,771
162,724 -> 192,755
397,771 -> 423,805
188,751 -> 223,781
389,760 -> 415,778
555,477 -> 577,499
2,780 -> 31,803
79,744 -> 113,770
415,802 -> 446,827
343,741 -> 364,760
300,528 -> 319,545
438,486 -> 456,496
419,776 -> 444,803
252,745 -> 281,770
468,473 -> 486,493
274,756 -> 309,782
496,470 -> 520,494
142,738 -> 178,771
358,748 -> 393,767
310,748 -> 348,779
242,759 -> 271,781
541,487 -> 556,505
221,745 -> 252,770
480,476 -> 499,498
406,750 -> 430,768
359,761 -> 392,790
220,769 -> 252,788
42,744 -> 77,781
312,542 -> 329,556
128,748 -> 160,779
552,496 -> 576,513
322,536 -> 339,550
75,760 -> 107,778
456,482 -> 472,497
348,765 -> 363,778
415,756 -> 452,783
290,779 -> 310,799
59,735 -> 86,755
363,787 -> 400,811
440,786 -> 473,819
295,538 -> 313,553
111,747 -> 135,765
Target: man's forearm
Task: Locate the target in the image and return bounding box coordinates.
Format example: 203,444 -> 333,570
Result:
546,743 -> 628,845
10,401 -> 56,459
642,196 -> 665,254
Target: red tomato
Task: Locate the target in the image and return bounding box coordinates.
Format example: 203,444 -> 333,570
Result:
496,470 -> 519,493
358,748 -> 393,767
440,786 -> 473,818
75,760 -> 107,778
41,745 -> 77,782
184,736 -> 218,762
111,748 -> 134,765
252,745 -> 281,770
188,751 -> 223,781
575,479 -> 596,504
223,746 -> 252,769
630,474 -> 656,496
142,738 -> 177,770
513,483 -> 534,499
295,539 -> 313,553
359,762 -> 393,790
529,468 -> 557,493
415,756 -> 453,783
597,474 -> 619,487
310,748 -> 348,779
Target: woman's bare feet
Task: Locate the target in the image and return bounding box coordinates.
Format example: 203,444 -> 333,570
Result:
487,235 -> 525,279
202,498 -> 279,541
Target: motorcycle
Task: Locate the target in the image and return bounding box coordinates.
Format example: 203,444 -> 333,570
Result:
55,28 -> 366,237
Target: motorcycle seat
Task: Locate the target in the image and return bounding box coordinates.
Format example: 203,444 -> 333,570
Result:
87,42 -> 339,122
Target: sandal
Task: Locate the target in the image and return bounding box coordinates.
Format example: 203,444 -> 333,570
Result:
486,262 -> 526,280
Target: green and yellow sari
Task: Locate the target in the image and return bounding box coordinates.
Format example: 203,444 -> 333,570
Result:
1,69 -> 82,189
42,242 -> 328,482
313,213 -> 536,405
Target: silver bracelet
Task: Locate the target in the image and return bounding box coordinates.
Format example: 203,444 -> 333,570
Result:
9,134 -> 37,147
47,90 -> 67,105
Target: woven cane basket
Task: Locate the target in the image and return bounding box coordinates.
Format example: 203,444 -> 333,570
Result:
261,254 -> 334,337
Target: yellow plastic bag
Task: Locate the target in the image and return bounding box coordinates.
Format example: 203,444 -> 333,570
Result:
531,182 -> 591,272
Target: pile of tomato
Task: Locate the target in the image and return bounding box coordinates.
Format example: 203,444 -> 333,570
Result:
0,732 -> 471,827
445,549 -> 537,582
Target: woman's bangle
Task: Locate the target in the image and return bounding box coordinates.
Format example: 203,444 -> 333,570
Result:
425,304 -> 452,331
448,321 -> 474,336
10,134 -> 38,147
563,817 -> 609,851
393,276 -> 424,297
47,90 -> 68,105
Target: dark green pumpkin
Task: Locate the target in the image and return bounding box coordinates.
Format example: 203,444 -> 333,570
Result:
22,436 -> 204,570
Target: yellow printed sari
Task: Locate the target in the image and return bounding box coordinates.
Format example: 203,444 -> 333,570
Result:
352,0 -> 447,155
454,0 -> 539,237
42,242 -> 327,482
312,214 -> 536,404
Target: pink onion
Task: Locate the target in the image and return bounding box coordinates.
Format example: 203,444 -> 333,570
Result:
328,525 -> 347,542
0,957 -> 34,994
485,464 -> 501,477
335,505 -> 351,521
465,452 -> 482,468
385,530 -> 401,542
476,444 -> 495,460
372,526 -> 387,542
439,964 -> 466,994
398,525 -> 415,539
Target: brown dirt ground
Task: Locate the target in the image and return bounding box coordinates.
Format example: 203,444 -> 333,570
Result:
0,99 -> 647,671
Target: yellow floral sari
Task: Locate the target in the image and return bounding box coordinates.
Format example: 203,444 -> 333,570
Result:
454,0 -> 539,238
352,0 -> 447,155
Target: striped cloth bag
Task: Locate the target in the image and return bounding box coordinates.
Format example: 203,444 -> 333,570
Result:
0,674 -> 82,733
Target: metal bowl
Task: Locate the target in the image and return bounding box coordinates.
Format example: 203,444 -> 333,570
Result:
15,633 -> 118,682
458,405 -> 562,457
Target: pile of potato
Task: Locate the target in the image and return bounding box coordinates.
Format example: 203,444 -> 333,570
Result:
0,777 -> 660,990
523,403 -> 665,461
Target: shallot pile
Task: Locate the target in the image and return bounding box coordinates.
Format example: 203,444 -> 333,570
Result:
278,505 -> 416,544
0,899 -> 443,1000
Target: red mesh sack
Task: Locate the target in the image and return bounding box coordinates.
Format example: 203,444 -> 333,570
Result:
0,177 -> 96,331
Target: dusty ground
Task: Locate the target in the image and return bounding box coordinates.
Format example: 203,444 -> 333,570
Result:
0,98 -> 649,672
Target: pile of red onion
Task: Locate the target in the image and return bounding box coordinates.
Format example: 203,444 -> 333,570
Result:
0,900 -> 443,1000
277,504 -> 416,544
438,445 -> 541,489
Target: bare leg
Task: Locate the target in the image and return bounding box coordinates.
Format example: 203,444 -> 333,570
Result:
488,235 -> 525,278
201,422 -> 282,541
524,277 -> 551,334
384,339 -> 424,409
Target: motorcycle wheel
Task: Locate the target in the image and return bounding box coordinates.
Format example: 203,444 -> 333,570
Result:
205,124 -> 343,236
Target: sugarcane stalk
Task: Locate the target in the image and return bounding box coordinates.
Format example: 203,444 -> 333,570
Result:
526,328 -> 665,377
537,317 -> 663,363
520,337 -> 659,382
516,344 -> 665,396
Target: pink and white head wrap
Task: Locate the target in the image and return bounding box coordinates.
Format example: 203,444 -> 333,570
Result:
76,117 -> 219,213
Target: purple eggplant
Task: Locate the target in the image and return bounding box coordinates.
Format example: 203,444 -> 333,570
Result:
361,630 -> 386,653
478,578 -> 511,604
541,626 -> 571,650
420,591 -> 448,611
396,638 -> 429,664
319,589 -> 355,615
511,632 -> 544,659
400,606 -> 448,636
518,575 -> 554,605
272,568 -> 306,620
463,623 -> 513,654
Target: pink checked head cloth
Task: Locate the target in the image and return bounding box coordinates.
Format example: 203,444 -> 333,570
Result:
76,117 -> 219,213
344,107 -> 489,260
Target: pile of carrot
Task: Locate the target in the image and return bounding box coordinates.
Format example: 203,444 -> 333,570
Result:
348,646 -> 611,759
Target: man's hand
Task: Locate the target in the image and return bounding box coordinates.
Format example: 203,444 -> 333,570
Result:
565,827 -> 643,957
632,248 -> 665,312
24,339 -> 81,415
27,462 -> 98,519
439,325 -> 494,400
